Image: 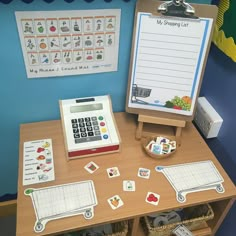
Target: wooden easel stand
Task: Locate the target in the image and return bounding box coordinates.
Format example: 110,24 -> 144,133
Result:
136,114 -> 186,144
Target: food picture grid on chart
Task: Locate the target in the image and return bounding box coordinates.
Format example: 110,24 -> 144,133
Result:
15,9 -> 121,78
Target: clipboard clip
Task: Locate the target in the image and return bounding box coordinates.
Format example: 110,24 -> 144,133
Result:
158,0 -> 198,19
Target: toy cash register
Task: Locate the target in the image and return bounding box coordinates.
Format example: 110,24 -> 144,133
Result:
59,95 -> 121,160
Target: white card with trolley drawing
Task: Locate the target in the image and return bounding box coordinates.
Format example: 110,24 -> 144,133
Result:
155,160 -> 225,203
23,139 -> 55,185
24,180 -> 97,233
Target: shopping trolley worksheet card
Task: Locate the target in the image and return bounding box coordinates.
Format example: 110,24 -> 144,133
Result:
23,139 -> 55,185
156,160 -> 225,203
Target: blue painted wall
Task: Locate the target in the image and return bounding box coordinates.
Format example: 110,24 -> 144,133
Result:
2,0 -> 235,235
200,44 -> 236,236
0,0 -> 137,196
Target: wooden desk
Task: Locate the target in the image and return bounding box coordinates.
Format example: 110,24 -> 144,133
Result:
17,112 -> 236,236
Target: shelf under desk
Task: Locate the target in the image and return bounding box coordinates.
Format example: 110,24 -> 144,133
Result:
16,112 -> 236,236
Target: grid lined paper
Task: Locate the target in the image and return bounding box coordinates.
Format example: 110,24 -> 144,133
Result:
157,160 -> 224,202
26,180 -> 97,232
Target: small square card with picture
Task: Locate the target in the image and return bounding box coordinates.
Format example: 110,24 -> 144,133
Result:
147,136 -> 177,155
145,192 -> 160,206
107,167 -> 120,178
84,161 -> 99,174
107,195 -> 124,210
138,168 -> 150,179
123,180 -> 135,191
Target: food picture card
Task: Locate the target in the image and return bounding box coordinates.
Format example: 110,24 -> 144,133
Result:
123,180 -> 135,191
145,192 -> 160,206
23,139 -> 55,185
138,168 -> 150,179
84,161 -> 99,174
15,9 -> 121,78
107,195 -> 124,210
107,167 -> 120,178
147,136 -> 176,155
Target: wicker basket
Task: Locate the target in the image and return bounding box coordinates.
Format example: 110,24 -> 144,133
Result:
141,204 -> 214,236
72,221 -> 128,236
108,221 -> 128,236
142,136 -> 177,159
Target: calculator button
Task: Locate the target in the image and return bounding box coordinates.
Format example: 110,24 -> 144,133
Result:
101,128 -> 107,133
95,131 -> 101,136
98,116 -> 104,120
88,131 -> 94,136
75,139 -> 80,143
81,132 -> 87,137
73,128 -> 79,133
72,123 -> 78,128
78,118 -> 84,123
93,126 -> 100,131
80,127 -> 86,132
75,136 -> 102,143
92,121 -> 98,126
103,134 -> 108,139
100,122 -> 105,126
87,126 -> 93,131
72,116 -> 108,144
71,119 -> 77,123
90,136 -> 102,141
86,121 -> 92,126
79,123 -> 85,127
74,133 -> 80,138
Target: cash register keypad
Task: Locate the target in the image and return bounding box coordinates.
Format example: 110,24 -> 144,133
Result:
71,116 -> 108,144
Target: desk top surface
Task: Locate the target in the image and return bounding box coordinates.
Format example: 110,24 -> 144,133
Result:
16,112 -> 236,236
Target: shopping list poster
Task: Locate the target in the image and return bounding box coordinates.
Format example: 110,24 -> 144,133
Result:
128,13 -> 213,116
15,10 -> 121,78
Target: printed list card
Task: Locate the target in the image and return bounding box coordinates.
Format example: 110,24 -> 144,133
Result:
128,13 -> 213,116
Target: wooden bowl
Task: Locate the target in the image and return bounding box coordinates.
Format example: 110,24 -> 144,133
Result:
142,136 -> 177,159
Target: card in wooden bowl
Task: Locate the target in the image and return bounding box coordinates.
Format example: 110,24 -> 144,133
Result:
142,136 -> 177,159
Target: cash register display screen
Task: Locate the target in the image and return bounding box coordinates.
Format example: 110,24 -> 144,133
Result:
70,103 -> 103,113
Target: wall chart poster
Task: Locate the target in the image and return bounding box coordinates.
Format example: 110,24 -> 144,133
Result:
15,9 -> 121,78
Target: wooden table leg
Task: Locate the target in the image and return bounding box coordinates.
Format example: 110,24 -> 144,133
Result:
175,126 -> 182,146
136,121 -> 143,140
130,217 -> 140,236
